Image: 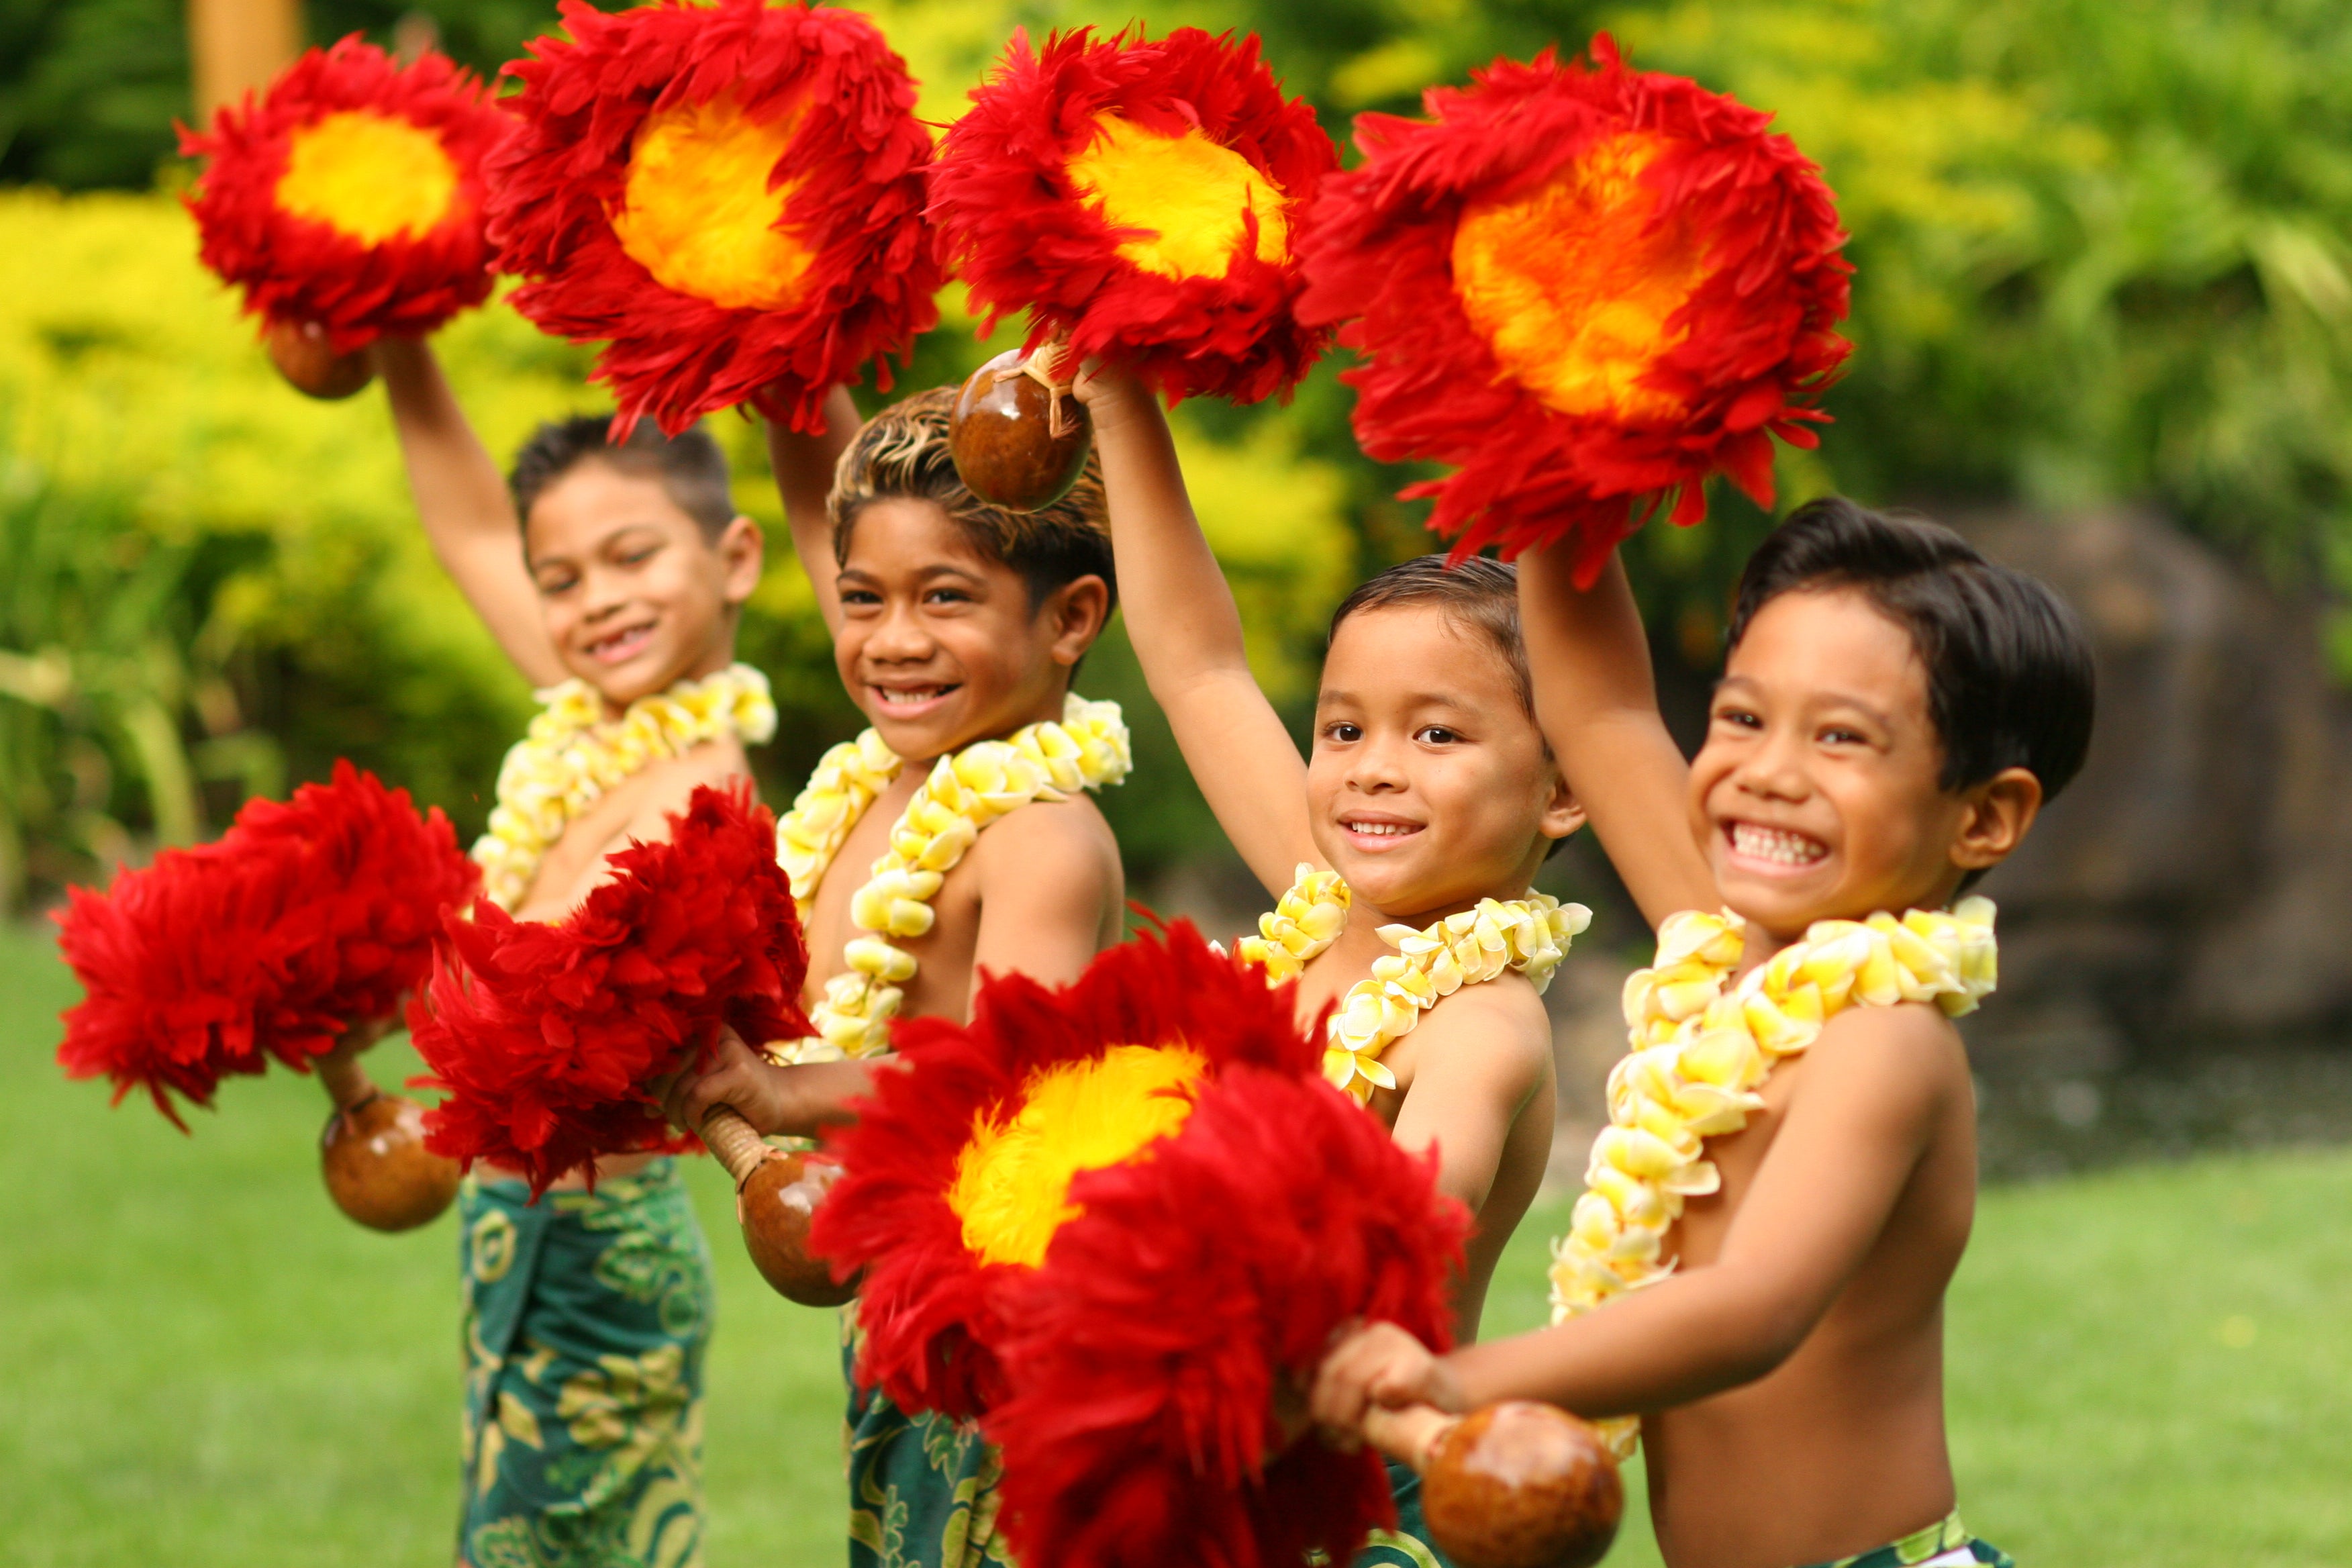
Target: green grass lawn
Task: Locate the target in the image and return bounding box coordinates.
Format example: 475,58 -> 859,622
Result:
3,919 -> 2348,1567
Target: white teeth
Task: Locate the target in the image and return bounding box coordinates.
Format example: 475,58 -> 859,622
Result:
1731,822 -> 1826,867
877,685 -> 952,705
1345,821 -> 1418,838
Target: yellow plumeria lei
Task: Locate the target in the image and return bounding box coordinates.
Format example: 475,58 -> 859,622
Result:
470,664 -> 778,913
765,694 -> 1132,1063
1238,864 -> 1594,1101
1549,896 -> 2000,1457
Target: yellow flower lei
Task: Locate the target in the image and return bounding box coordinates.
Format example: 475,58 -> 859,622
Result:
1549,896 -> 2000,1457
470,664 -> 778,913
765,694 -> 1132,1063
1238,864 -> 1594,1101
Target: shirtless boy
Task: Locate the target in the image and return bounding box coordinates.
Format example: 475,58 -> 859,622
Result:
667,386 -> 1128,1568
375,336 -> 772,1567
1073,366 -> 1585,1561
1313,499 -> 2096,1568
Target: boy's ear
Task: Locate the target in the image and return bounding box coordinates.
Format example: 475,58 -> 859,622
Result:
1538,768 -> 1588,844
717,515 -> 765,607
1949,766 -> 2042,873
1043,574 -> 1112,667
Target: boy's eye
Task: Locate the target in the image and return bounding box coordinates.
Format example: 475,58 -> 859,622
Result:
1325,722 -> 1362,743
839,587 -> 881,607
621,547 -> 657,566
536,573 -> 577,595
1818,725 -> 1867,746
923,587 -> 971,605
1712,705 -> 1761,730
1414,725 -> 1461,746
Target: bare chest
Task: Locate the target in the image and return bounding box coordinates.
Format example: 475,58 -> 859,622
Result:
799,775 -> 982,1024
511,767 -> 669,925
1663,1050 -> 1804,1269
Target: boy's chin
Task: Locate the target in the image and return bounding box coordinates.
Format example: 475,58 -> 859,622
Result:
564,646 -> 699,709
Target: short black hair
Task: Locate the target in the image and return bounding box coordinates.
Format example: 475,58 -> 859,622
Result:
829,388 -> 1115,611
1728,497 -> 2095,802
1330,554 -> 1531,717
509,416 -> 735,540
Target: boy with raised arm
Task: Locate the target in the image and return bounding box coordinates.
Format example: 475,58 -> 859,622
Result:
667,386 -> 1129,1568
1314,499 -> 2096,1568
374,335 -> 775,1568
1070,366 -> 1588,1562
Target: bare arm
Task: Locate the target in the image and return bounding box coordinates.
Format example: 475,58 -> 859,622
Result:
1073,367 -> 1317,895
1519,542 -> 1715,928
765,387 -> 863,636
371,336 -> 565,687
967,801 -> 1122,999
1313,1006 -> 1955,1430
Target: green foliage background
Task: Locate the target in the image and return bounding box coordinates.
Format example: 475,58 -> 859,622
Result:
4,0 -> 2351,904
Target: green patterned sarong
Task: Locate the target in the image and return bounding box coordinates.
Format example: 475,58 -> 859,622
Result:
1801,1511 -> 2014,1568
458,1161 -> 714,1568
842,1314 -> 1011,1568
1353,1459 -> 1455,1567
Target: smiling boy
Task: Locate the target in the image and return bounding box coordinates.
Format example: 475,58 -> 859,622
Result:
1312,499 -> 2095,1568
1070,365 -> 1586,1563
667,385 -> 1128,1568
375,335 -> 775,1568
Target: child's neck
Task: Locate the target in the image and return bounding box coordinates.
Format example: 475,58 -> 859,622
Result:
593,642 -> 740,722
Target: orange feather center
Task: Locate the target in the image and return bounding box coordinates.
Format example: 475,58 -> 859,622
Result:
611,92 -> 815,312
274,110 -> 458,246
1065,115 -> 1289,280
1451,132 -> 1708,423
947,1044 -> 1204,1269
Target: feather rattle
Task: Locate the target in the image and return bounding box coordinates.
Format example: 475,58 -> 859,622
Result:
409,783 -> 827,1297
54,761 -> 480,1230
930,27 -> 1337,509
1297,36 -> 1853,585
487,0 -> 940,438
812,923 -> 1623,1568
179,36 -> 507,399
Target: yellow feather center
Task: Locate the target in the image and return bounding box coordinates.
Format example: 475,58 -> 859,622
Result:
1451,132 -> 1708,424
274,110 -> 458,246
947,1044 -> 1205,1269
610,92 -> 815,312
1064,115 -> 1289,280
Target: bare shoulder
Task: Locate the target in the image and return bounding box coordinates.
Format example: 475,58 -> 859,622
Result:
1794,999 -> 1971,1112
967,791 -> 1122,888
618,736 -> 756,843
1410,971 -> 1553,1083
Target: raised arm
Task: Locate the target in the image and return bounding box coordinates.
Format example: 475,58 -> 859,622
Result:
1073,369 -> 1316,895
1518,542 -> 1715,927
372,336 -> 565,687
764,387 -> 863,636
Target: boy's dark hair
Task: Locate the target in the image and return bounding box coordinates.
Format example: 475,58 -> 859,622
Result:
509,416 -> 735,539
828,387 -> 1115,609
1330,554 -> 1533,718
1330,554 -> 1567,859
1728,497 -> 2095,802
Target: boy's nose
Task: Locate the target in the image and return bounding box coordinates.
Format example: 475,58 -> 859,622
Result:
1732,730 -> 1810,800
864,604 -> 936,660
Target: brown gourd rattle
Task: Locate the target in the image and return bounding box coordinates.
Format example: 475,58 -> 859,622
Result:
1355,1399 -> 1623,1568
696,1111 -> 858,1306
946,343 -> 1093,513
314,1019 -> 460,1232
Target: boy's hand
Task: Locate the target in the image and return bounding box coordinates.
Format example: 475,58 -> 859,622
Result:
663,1026 -> 796,1136
1068,359 -> 1153,434
1310,1320 -> 1470,1451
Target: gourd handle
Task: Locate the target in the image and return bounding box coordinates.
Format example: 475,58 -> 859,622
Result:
699,1106 -> 859,1307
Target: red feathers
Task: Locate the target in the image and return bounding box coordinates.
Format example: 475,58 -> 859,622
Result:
932,27 -> 1336,405
815,922 -> 1317,1420
54,762 -> 480,1128
179,36 -> 507,353
488,0 -> 941,437
1297,38 -> 1853,583
991,1066 -> 1465,1568
411,784 -> 810,1197
814,922 -> 1467,1568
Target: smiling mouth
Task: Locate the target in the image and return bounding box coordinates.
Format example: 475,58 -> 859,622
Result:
870,682 -> 961,712
1726,820 -> 1828,868
584,622 -> 655,665
1340,816 -> 1425,844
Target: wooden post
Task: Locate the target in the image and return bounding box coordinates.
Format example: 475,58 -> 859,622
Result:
189,0 -> 303,122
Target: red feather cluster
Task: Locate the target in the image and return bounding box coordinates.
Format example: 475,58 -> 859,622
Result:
990,1065 -> 1465,1568
932,27 -> 1336,405
54,761 -> 480,1128
179,36 -> 507,353
1297,36 -> 1853,583
411,784 -> 810,1197
488,0 -> 940,437
814,922 -> 1317,1420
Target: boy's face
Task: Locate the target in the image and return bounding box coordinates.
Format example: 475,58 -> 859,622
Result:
524,461 -> 761,709
1690,586 -> 2035,938
832,497 -> 1108,761
1307,604 -> 1581,922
